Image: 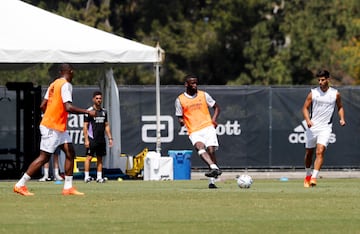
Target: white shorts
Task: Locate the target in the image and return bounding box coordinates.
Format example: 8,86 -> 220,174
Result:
189,126 -> 219,148
39,125 -> 72,154
305,127 -> 332,148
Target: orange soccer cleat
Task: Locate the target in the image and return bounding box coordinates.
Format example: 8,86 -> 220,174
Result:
310,178 -> 317,187
13,185 -> 34,196
62,187 -> 85,196
303,175 -> 311,188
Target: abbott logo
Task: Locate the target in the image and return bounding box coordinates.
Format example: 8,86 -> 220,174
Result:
288,120 -> 336,144
141,115 -> 174,143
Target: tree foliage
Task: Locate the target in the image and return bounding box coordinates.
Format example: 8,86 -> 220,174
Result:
1,0 -> 360,86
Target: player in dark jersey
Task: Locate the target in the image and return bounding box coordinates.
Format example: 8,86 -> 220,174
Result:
83,91 -> 113,183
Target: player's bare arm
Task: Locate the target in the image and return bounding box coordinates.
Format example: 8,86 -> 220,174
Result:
40,99 -> 48,112
302,92 -> 313,128
105,122 -> 113,147
83,121 -> 89,148
65,102 -> 96,117
212,103 -> 220,127
336,92 -> 346,126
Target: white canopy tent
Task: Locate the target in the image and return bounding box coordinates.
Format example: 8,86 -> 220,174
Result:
0,0 -> 164,169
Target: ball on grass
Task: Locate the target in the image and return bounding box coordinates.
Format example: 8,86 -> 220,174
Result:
237,174 -> 253,189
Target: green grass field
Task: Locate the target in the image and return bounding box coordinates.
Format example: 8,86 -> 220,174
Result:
1,178 -> 360,234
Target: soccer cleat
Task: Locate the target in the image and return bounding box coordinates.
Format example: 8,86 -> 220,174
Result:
13,185 -> 34,196
62,187 -> 85,196
205,169 -> 222,178
84,177 -> 94,183
96,178 -> 106,183
39,176 -> 52,182
310,178 -> 317,187
303,175 -> 311,188
208,183 -> 218,189
55,175 -> 64,181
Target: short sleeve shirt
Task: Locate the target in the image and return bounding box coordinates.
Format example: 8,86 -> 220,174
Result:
44,81 -> 72,103
84,107 -> 108,144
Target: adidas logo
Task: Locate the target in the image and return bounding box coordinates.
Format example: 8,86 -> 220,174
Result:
288,120 -> 308,144
288,120 -> 336,144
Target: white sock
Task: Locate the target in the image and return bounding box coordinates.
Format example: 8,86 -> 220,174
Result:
16,173 -> 31,187
64,176 -> 73,189
84,171 -> 90,179
305,168 -> 312,176
54,168 -> 59,177
209,177 -> 216,184
312,170 -> 319,179
97,171 -> 102,180
43,168 -> 49,178
210,164 -> 219,170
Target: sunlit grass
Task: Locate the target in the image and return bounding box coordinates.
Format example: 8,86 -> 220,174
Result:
1,178 -> 359,234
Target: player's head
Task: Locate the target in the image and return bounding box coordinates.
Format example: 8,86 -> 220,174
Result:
184,74 -> 198,95
316,69 -> 330,79
92,91 -> 103,106
316,69 -> 330,90
93,91 -> 102,98
59,63 -> 74,81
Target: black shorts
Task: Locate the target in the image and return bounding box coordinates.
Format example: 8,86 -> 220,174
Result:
85,141 -> 106,157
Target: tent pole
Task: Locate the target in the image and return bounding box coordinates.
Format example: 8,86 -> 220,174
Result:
155,62 -> 161,154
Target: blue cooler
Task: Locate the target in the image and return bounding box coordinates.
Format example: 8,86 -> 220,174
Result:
168,150 -> 192,180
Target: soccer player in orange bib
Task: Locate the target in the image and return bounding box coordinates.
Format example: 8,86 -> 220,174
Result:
13,63 -> 96,196
175,74 -> 222,189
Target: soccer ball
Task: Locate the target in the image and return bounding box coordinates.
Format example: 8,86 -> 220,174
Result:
237,174 -> 253,189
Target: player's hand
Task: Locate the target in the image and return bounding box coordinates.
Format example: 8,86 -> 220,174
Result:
306,120 -> 313,128
340,119 -> 346,126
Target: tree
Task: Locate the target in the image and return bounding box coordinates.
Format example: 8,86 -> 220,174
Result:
1,0 -> 360,86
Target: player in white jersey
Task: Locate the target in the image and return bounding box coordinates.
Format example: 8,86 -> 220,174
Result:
302,70 -> 346,188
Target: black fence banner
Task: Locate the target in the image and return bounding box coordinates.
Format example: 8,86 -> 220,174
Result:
1,85 -> 360,170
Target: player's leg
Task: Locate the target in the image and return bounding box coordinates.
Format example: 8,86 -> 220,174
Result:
194,141 -> 214,165
310,129 -> 331,187
303,148 -> 314,188
61,143 -> 75,177
314,144 -> 326,171
193,142 -> 221,178
206,146 -> 220,189
95,143 -> 107,183
39,161 -> 51,181
189,127 -> 221,181
304,128 -> 317,187
53,148 -> 63,181
84,155 -> 93,182
96,156 -> 105,183
304,148 -> 314,174
203,127 -> 222,179
310,144 -> 326,186
84,142 -> 95,182
61,142 -> 84,195
26,151 -> 51,176
207,146 -> 217,164
14,125 -> 55,195
14,150 -> 51,195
